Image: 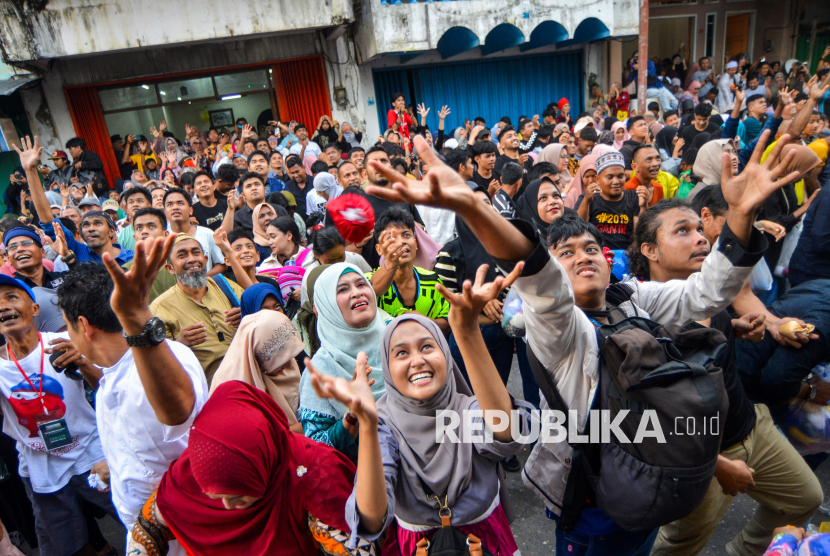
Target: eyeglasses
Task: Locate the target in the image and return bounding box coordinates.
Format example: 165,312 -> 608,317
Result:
6,239 -> 35,253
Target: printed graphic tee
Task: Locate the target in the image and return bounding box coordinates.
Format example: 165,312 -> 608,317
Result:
576,190 -> 640,250
0,332 -> 104,493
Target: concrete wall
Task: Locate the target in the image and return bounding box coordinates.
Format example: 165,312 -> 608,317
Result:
0,0 -> 353,62
357,0 -> 639,60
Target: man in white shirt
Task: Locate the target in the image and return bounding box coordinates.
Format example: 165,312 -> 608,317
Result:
284,124 -> 321,159
58,235 -> 207,555
717,61 -> 739,112
163,187 -> 226,275
0,274 -> 118,556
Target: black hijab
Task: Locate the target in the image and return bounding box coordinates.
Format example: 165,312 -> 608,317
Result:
655,126 -> 678,155
690,132 -> 712,152
515,177 -> 573,239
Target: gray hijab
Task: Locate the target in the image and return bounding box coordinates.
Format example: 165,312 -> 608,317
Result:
376,313 -> 475,508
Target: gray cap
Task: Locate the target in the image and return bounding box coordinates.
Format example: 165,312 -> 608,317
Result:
78,197 -> 101,207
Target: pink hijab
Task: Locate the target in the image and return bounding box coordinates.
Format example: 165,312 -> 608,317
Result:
303,154 -> 317,175
684,63 -> 700,89
592,144 -> 619,156
611,122 -> 630,151
564,154 -> 598,209
682,81 -> 701,107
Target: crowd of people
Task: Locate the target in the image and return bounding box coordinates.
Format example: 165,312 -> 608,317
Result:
0,49 -> 829,556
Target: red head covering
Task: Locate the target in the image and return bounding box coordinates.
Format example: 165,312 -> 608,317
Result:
156,381 -> 356,556
558,98 -> 570,111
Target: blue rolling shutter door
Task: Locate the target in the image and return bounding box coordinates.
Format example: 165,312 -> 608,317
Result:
373,69 -> 411,133
373,51 -> 583,134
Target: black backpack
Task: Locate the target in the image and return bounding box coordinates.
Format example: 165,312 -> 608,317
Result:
527,313 -> 729,532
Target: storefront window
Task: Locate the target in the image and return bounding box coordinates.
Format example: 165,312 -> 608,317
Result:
214,70 -> 270,96
99,85 -> 158,111
158,77 -> 214,103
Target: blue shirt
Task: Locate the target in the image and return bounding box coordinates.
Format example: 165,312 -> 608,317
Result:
41,220 -> 134,265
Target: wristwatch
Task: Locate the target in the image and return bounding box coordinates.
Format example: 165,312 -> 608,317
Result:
124,317 -> 167,347
809,382 -> 818,401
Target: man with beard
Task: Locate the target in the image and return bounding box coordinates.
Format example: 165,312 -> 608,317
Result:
337,161 -> 362,189
150,234 -> 243,382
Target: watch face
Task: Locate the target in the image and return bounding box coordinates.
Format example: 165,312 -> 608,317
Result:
151,318 -> 167,343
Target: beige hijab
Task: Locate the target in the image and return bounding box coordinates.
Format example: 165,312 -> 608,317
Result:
536,143 -> 572,188
210,310 -> 305,425
693,139 -> 730,186
780,143 -> 821,178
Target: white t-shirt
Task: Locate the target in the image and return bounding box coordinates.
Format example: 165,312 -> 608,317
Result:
306,190 -> 328,215
286,140 -> 322,158
96,340 -> 208,530
0,332 -> 105,493
417,205 -> 456,246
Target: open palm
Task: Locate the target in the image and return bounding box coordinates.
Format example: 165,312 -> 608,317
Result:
307,352 -> 378,423
437,263 -> 524,327
720,130 -> 800,216
366,135 -> 476,212
12,135 -> 43,170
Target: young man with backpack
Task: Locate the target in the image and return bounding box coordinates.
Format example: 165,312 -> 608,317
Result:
363,132 -> 798,556
627,199 -> 822,556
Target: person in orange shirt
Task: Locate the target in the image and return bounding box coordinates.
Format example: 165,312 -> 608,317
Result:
625,144 -> 663,206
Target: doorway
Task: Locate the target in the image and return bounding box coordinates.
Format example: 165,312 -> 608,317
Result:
648,17 -> 694,64
725,13 -> 752,61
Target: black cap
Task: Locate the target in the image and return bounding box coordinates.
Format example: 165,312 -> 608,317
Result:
110,134 -> 123,143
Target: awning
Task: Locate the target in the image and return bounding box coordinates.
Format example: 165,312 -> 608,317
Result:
0,75 -> 40,96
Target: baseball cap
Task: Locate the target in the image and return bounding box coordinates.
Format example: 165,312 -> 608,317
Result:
48,150 -> 69,160
101,199 -> 119,213
0,275 -> 36,302
78,197 -> 102,208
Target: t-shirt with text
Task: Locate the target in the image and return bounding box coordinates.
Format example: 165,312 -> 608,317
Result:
576,190 -> 640,250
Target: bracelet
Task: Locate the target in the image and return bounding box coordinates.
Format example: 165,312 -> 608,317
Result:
344,412 -> 359,426
64,251 -> 76,261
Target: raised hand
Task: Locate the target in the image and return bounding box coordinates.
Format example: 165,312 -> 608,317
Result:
379,230 -> 405,271
438,105 -> 451,120
733,87 -> 745,106
12,135 -> 43,170
149,126 -> 160,139
213,228 -> 232,254
51,221 -> 70,259
720,130 -> 800,217
101,234 -> 176,321
241,124 -> 254,141
230,192 -> 247,211
417,103 -> 430,119
778,86 -> 792,106
810,71 -> 830,101
307,352 -> 378,424
159,120 -> 167,133
436,262 -> 523,329
59,183 -> 69,199
366,135 -> 477,213
488,179 -> 500,197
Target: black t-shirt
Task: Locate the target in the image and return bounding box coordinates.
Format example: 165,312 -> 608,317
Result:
285,176 -> 314,219
576,190 -> 640,250
495,154 -> 518,175
192,197 -> 228,231
472,170 -> 500,192
679,121 -> 722,146
694,310 -> 756,450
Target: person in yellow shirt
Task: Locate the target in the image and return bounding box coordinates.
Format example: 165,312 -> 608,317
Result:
123,134 -> 159,175
806,136 -> 829,193
150,234 -> 244,383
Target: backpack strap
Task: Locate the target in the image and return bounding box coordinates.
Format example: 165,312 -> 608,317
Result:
213,275 -> 240,308
295,248 -> 311,267
525,344 -> 597,532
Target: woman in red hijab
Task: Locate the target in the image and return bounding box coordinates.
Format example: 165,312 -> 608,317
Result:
555,97 -> 574,127
127,381 -> 374,556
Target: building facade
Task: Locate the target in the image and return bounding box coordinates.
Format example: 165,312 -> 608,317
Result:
0,0 -> 640,188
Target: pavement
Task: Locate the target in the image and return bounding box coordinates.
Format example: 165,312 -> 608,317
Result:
18,354 -> 830,554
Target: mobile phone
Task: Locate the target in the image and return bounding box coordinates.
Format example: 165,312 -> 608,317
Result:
49,351 -> 82,381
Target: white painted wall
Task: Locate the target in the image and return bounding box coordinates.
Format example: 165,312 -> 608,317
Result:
0,0 -> 353,61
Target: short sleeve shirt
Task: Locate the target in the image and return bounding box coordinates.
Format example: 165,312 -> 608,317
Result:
576,190 -> 641,250
365,267 -> 450,320
0,332 -> 105,493
808,138 -> 829,169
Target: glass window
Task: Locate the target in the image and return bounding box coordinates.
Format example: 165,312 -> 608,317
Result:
158,77 -> 215,103
705,14 -> 716,57
99,85 -> 158,111
214,70 -> 270,96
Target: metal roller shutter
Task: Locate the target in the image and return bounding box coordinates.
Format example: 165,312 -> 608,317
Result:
373,51 -> 583,134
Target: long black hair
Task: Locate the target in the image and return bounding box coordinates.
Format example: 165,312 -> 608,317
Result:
627,199 -> 692,281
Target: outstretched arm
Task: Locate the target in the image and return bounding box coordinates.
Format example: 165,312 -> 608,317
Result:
13,136 -> 54,225
102,235 -> 198,426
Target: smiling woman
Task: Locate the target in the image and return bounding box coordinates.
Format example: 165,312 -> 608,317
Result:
298,263 -> 391,461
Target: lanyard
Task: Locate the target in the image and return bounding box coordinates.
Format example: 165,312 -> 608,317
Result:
8,333 -> 47,415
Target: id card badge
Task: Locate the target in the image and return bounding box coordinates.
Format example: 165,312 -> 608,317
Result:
36,417 -> 73,451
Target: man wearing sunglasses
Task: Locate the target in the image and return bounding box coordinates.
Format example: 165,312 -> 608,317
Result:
3,226 -> 77,290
